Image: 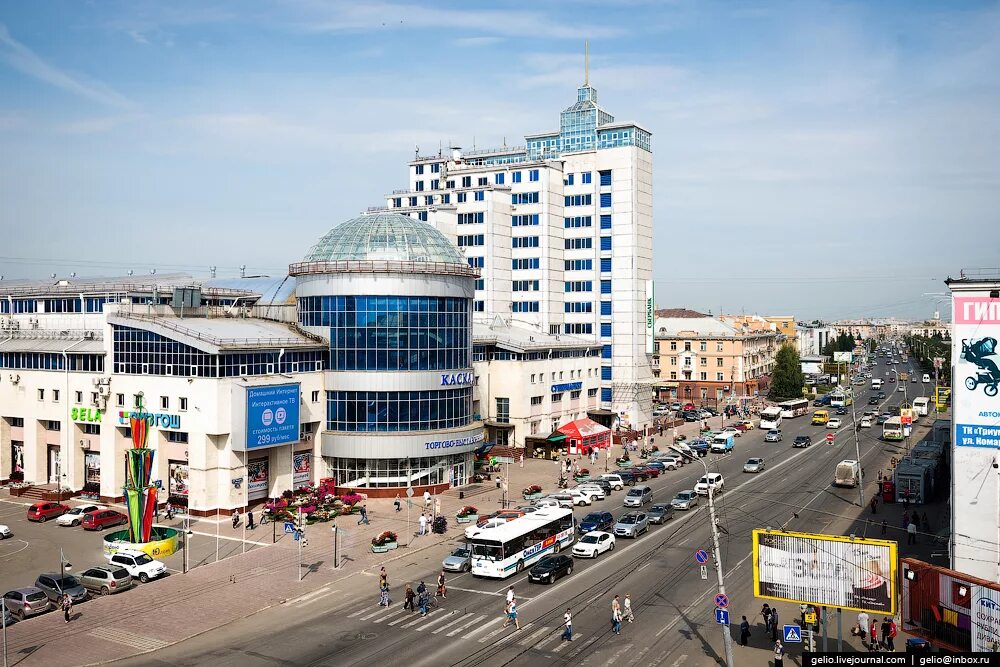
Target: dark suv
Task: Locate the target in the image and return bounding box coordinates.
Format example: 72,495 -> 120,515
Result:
793,435 -> 813,448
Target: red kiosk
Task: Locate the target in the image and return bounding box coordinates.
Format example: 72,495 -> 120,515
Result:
557,418 -> 611,456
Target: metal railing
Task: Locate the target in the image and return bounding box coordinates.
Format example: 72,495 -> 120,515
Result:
289,259 -> 479,278
958,267 -> 1000,279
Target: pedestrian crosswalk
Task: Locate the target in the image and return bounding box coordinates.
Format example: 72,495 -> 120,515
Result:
340,601 -> 592,655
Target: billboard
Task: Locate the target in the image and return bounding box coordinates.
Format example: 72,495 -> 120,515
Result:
833,351 -> 854,363
247,459 -> 269,501
293,453 -> 311,488
953,295 -> 1000,448
753,529 -> 897,615
645,280 -> 655,355
244,383 -> 300,450
972,585 -> 1000,651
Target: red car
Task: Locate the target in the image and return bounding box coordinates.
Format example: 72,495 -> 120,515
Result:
27,502 -> 70,523
639,466 -> 661,478
81,509 -> 128,531
682,403 -> 696,412
734,421 -> 753,432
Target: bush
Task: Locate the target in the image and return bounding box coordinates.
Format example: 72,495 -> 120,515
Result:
341,493 -> 364,507
8,470 -> 23,482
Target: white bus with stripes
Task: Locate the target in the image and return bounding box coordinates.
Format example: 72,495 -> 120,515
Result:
466,507 -> 575,579
759,406 -> 783,429
778,399 -> 809,419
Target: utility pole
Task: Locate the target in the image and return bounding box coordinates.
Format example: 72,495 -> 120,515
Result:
848,364 -> 866,509
671,445 -> 734,667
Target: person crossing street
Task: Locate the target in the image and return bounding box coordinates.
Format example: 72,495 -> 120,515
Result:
561,608 -> 573,642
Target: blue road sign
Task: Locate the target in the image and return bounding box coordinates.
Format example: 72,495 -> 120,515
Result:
714,593 -> 729,608
715,608 -> 730,625
695,549 -> 710,564
783,625 -> 802,643
284,521 -> 295,534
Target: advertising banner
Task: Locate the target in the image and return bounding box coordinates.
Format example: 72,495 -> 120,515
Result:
753,530 -> 897,615
833,352 -> 854,363
247,459 -> 269,501
953,295 -> 1000,448
293,453 -> 311,487
645,280 -> 655,355
168,461 -> 189,497
245,384 -> 300,450
972,585 -> 1000,651
84,451 -> 101,484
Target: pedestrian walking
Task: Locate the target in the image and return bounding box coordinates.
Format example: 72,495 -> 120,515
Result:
880,617 -> 890,651
404,584 -> 415,612
378,583 -> 391,607
61,593 -> 73,623
358,504 -> 370,525
773,639 -> 785,667
165,500 -> 173,520
260,508 -> 268,526
506,586 -> 514,608
870,496 -> 878,514
232,509 -> 240,529
770,608 -> 779,642
887,617 -> 897,651
247,509 -> 255,530
423,490 -> 432,511
561,608 -> 573,642
379,566 -> 387,588
761,603 -> 772,633
611,595 -> 622,635
418,588 -> 429,616
907,520 -> 917,544
869,619 -> 880,651
394,494 -> 401,513
857,611 -> 869,644
436,570 -> 447,598
740,616 -> 751,646
520,453 -> 524,468
502,599 -> 520,630
418,513 -> 427,536
623,593 -> 634,623
881,519 -> 887,536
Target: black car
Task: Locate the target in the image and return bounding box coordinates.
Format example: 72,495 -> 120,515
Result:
528,554 -> 574,584
647,503 -> 675,524
835,407 -> 847,415
877,392 -> 886,399
617,470 -> 640,486
793,435 -> 812,448
578,510 -> 615,534
587,479 -> 613,495
868,397 -> 880,405
683,411 -> 700,422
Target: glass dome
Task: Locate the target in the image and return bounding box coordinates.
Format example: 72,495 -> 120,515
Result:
303,213 -> 466,265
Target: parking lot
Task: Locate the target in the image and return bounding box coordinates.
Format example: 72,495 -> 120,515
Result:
0,497 -> 277,619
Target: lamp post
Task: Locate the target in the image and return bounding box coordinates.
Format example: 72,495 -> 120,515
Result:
669,444 -> 734,667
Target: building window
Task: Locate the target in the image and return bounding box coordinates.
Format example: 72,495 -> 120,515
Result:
512,280 -> 540,292
81,423 -> 100,435
327,388 -> 474,432
564,194 -> 592,207
495,172 -> 505,185
565,302 -> 593,313
717,342 -> 725,352
564,259 -> 592,271
717,372 -> 725,381
431,163 -> 440,173
600,280 -> 611,294
457,234 -> 485,247
166,431 -> 189,443
670,372 -> 677,380
601,301 -> 612,316
408,196 -> 417,206
37,389 -> 44,401
717,358 -> 724,367
670,357 -> 677,366
512,236 -> 540,248
600,192 -> 612,208
511,301 -> 540,313
600,236 -> 612,251
529,169 -> 539,182
601,388 -> 612,402
530,420 -> 540,435
599,170 -> 612,186
158,396 -> 168,410
670,341 -> 677,351
116,393 -> 125,407
564,323 -> 593,334
415,164 -> 424,175
91,392 -> 98,404
415,181 -> 424,192
565,173 -> 574,186
74,391 -> 83,403
601,366 -> 612,380
601,323 -> 612,337
496,397 -> 510,423
552,392 -> 562,403
512,214 -> 539,226
511,192 -> 539,205
699,341 -> 707,352
417,211 -> 428,222
684,342 -> 692,352
564,281 -> 592,292
565,237 -> 592,250
179,397 -> 188,411
461,176 -> 471,187
564,216 -> 592,228
530,395 -> 543,406
582,172 -> 592,184
512,258 -> 540,270
474,190 -> 485,201
458,212 -> 485,225
44,420 -> 61,431
474,301 -> 485,312
467,256 -> 485,268
52,389 -> 60,402
475,279 -> 484,290
588,388 -> 598,397
700,358 -> 707,367
457,192 -> 467,203
700,372 -> 707,381
512,171 -> 522,183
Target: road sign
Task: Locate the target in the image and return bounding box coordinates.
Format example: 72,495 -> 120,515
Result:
714,593 -> 729,608
700,565 -> 708,580
283,521 -> 295,534
826,433 -> 835,443
406,487 -> 414,498
804,612 -> 817,625
154,480 -> 162,489
695,549 -> 710,564
715,608 -> 730,625
783,625 -> 801,642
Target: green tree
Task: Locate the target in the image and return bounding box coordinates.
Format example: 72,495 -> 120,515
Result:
770,343 -> 805,400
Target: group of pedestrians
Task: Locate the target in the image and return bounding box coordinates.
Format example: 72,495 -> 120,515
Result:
854,610 -> 897,651
502,586 -> 520,631
610,594 -> 634,635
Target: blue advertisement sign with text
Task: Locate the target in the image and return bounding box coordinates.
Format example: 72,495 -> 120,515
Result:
246,384 -> 300,449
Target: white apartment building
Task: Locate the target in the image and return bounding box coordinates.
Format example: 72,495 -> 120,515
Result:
378,77 -> 655,429
797,323 -> 835,357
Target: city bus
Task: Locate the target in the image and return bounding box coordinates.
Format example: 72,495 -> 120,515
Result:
882,416 -> 905,441
467,507 -> 575,578
778,399 -> 809,419
912,397 -> 929,417
830,389 -> 854,408
759,406 -> 783,430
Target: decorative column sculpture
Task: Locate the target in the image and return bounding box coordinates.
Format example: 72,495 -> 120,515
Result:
123,399 -> 157,544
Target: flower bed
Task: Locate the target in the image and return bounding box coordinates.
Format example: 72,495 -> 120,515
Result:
371,530 -> 398,552
456,505 -> 479,523
575,468 -> 591,481
522,484 -> 543,500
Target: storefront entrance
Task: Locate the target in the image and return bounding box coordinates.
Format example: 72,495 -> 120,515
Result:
47,445 -> 61,484
450,461 -> 467,487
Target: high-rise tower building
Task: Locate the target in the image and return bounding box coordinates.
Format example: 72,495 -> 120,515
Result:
376,71 -> 654,428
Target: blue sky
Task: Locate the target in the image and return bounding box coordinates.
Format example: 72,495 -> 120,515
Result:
1,0 -> 997,320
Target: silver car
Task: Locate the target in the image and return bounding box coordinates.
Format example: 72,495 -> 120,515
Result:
78,565 -> 133,596
442,547 -> 472,573
2,587 -> 52,620
613,512 -> 649,538
34,573 -> 88,604
743,458 -> 765,473
671,490 -> 699,510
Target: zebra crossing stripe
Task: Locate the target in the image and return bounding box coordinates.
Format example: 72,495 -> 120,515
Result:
551,633 -> 584,653
444,614 -> 488,637
518,626 -> 551,646
380,608 -> 411,625
400,609 -> 441,629
432,613 -> 473,635
461,615 -> 504,640
417,611 -> 458,632
358,606 -> 393,621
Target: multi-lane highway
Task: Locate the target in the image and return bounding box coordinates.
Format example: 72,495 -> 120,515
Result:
126,353 -> 937,667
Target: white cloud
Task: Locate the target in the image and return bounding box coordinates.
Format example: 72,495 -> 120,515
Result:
0,23 -> 135,109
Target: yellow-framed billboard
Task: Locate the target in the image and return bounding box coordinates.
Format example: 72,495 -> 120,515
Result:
753,529 -> 898,615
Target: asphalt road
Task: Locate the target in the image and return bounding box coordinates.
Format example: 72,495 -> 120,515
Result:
117,353 -> 937,667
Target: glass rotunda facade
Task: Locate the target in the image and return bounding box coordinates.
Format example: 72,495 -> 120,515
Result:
291,213 -> 483,495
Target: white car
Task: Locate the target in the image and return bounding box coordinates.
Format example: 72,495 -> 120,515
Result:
565,489 -> 594,506
0,524 -> 11,539
533,497 -> 562,509
860,417 -> 873,429
694,473 -> 725,496
105,549 -> 167,583
599,474 -> 625,491
656,456 -> 683,470
720,427 -> 741,438
898,385 -> 905,392
572,531 -> 615,558
827,418 -> 842,429
56,504 -> 105,527
575,485 -> 606,501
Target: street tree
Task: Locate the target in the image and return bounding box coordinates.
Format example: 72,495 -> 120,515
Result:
770,344 -> 805,400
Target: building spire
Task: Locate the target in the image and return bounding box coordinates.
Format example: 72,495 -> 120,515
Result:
584,39 -> 589,86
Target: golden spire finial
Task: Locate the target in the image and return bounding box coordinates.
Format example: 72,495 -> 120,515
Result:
585,39 -> 589,86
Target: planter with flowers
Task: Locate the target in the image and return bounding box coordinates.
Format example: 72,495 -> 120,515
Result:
574,468 -> 591,482
522,484 -> 543,500
371,530 -> 398,553
456,506 -> 479,524
341,493 -> 364,512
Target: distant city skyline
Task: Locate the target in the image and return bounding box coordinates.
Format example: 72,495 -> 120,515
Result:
1,1 -> 997,321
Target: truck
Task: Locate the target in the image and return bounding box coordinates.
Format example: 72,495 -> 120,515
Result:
834,459 -> 862,488
710,433 -> 735,454
899,371 -> 909,382
871,378 -> 883,391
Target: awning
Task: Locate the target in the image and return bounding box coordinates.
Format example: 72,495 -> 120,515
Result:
546,433 -> 567,442
653,380 -> 679,388
484,420 -> 515,429
587,408 -> 617,417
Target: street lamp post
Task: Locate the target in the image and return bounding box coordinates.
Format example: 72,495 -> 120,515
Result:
670,445 -> 735,667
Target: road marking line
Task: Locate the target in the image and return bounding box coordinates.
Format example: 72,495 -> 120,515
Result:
491,624 -> 531,648
551,633 -> 583,653
400,609 -> 441,628
670,656 -> 688,667
417,611 -> 458,632
347,608 -> 366,618
518,626 -> 551,646
479,621 -> 528,643
442,613 -> 486,636
297,589 -> 340,608
358,606 -> 394,621
290,585 -> 332,605
376,607 -> 410,624
432,613 -> 472,635
447,585 -> 531,598
460,614 -> 503,639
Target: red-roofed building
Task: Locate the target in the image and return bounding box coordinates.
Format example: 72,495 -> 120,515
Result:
557,418 -> 611,455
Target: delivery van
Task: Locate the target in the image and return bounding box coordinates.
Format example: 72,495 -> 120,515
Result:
812,410 -> 830,425
834,459 -> 862,487
710,433 -> 735,454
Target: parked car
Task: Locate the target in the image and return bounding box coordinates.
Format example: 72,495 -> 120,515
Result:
585,478 -> 613,495
613,512 -> 649,538
623,485 -> 653,507
572,531 -> 615,558
33,573 -> 88,604
2,587 -> 51,620
533,497 -> 562,509
735,420 -> 754,431
743,458 -> 765,473
616,471 -> 640,486
793,435 -> 813,448
670,402 -> 682,411
599,474 -> 625,491
694,473 -> 725,496
105,550 -> 167,583
575,484 -> 606,501
82,509 -> 128,531
564,489 -> 593,506
78,565 -> 133,596
0,524 -> 11,539
623,468 -> 649,483
638,466 -> 661,478
720,427 -> 742,438
442,547 -> 472,572
578,511 -> 615,534
671,490 -> 699,510
528,554 -> 574,584
655,456 -> 683,470
764,429 -> 782,442
546,493 -> 577,509
688,441 -> 710,457
56,504 -> 105,527
647,503 -> 675,524
26,502 -> 70,523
